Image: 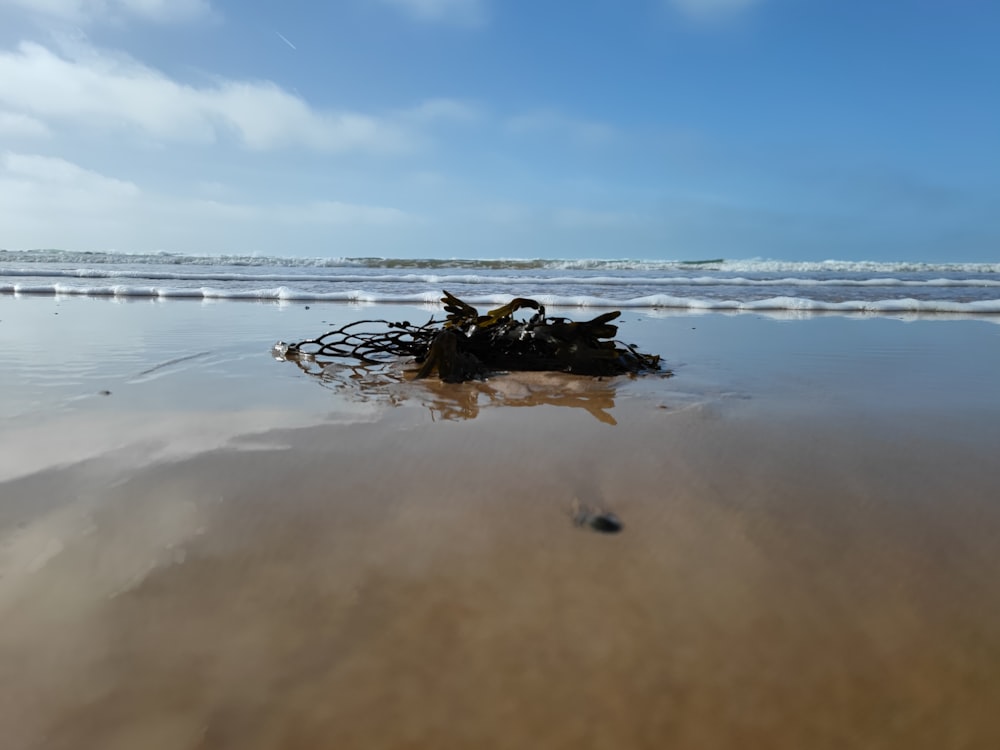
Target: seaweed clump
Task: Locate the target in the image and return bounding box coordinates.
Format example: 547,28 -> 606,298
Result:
276,291 -> 664,383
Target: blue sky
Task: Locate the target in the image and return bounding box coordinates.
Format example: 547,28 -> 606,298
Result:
0,0 -> 997,261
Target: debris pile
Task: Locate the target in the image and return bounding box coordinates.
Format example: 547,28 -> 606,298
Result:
276,291 -> 664,383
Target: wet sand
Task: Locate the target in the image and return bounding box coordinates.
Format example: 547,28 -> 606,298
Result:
2,297 -> 1000,749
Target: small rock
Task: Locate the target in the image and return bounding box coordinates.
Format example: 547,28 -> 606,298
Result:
588,513 -> 623,533
572,501 -> 623,534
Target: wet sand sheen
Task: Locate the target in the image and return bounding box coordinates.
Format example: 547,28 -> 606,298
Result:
3,399 -> 1000,750
2,298 -> 1000,749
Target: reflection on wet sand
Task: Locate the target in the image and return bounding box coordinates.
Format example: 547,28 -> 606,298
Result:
5,306 -> 1000,749
5,401 -> 1000,750
287,358 -> 625,424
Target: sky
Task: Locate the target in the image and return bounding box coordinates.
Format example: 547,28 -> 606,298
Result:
0,0 -> 998,262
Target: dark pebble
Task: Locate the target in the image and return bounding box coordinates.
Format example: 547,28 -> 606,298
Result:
588,513 -> 623,533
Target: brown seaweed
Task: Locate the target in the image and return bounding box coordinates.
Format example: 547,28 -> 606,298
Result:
276,291 -> 665,383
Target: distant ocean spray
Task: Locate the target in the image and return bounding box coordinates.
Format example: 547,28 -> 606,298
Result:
2,250 -> 1000,315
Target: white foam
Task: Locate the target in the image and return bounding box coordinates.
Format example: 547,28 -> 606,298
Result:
4,283 -> 999,315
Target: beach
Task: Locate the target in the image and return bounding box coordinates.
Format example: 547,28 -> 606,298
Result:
2,295 -> 1000,749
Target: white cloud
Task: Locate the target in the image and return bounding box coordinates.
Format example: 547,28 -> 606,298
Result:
115,0 -> 211,23
0,111 -> 51,138
2,151 -> 138,196
668,0 -> 762,21
506,111 -> 615,146
0,0 -> 213,24
377,0 -> 487,27
0,42 -> 415,153
0,153 -> 414,252
0,152 -> 141,243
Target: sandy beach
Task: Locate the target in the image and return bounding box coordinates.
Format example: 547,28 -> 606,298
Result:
2,296 -> 1000,749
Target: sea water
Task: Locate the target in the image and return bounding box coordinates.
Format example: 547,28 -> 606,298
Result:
2,250 -> 1000,315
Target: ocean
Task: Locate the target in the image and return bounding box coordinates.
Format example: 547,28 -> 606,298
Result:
2,250 -> 1000,315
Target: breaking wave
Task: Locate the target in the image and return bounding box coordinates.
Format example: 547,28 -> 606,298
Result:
3,249 -> 1000,275
4,283 -> 1000,314
3,267 -> 1000,288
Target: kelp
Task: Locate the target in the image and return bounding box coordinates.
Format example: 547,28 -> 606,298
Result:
275,291 -> 665,383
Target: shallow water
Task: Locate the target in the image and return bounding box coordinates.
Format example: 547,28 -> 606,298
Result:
2,297 -> 1000,749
